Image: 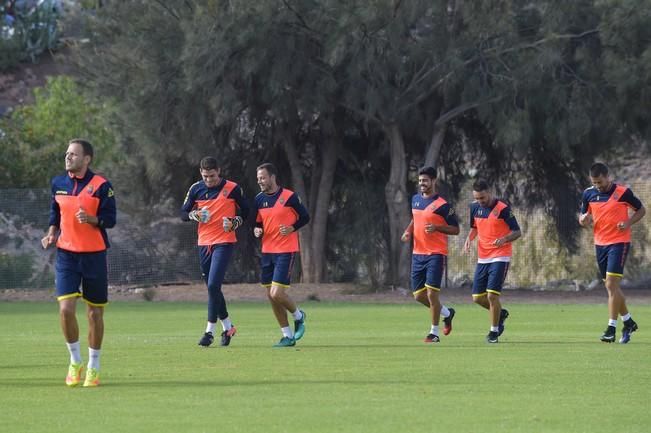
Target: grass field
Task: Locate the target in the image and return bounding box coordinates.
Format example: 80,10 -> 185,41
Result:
1,301 -> 650,433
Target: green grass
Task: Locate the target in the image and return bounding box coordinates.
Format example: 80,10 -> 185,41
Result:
1,302 -> 650,433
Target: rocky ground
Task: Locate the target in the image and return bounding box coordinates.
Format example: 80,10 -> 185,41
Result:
2,282 -> 650,304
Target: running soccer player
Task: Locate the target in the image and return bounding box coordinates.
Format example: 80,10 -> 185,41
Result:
182,157 -> 250,347
253,163 -> 309,347
579,162 -> 645,343
401,166 -> 459,343
463,180 -> 521,343
41,139 -> 116,387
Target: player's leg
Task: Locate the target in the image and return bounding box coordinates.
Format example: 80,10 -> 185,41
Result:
605,243 -> 637,343
55,250 -> 84,386
487,261 -> 510,337
208,244 -> 236,346
272,253 -> 306,341
197,246 -> 217,346
81,251 -> 108,387
411,255 -> 430,308
423,255 -> 445,342
472,263 -> 490,309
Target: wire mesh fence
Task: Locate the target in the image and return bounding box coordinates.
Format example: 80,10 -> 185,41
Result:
1,183 -> 649,291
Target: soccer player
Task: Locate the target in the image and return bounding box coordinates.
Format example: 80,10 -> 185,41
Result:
463,180 -> 521,343
579,162 -> 645,343
253,163 -> 309,347
181,156 -> 250,347
41,139 -> 116,387
401,166 -> 459,343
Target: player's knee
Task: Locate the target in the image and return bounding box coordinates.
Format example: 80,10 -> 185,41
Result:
472,296 -> 484,305
59,304 -> 75,318
87,307 -> 103,323
487,293 -> 500,304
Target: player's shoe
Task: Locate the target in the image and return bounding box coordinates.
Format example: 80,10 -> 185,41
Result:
600,326 -> 616,343
443,308 -> 455,336
65,363 -> 83,387
424,333 -> 440,343
273,336 -> 296,347
198,332 -> 214,347
486,331 -> 499,344
619,320 -> 638,344
220,326 -> 237,346
498,308 -> 510,336
294,310 -> 306,341
83,368 -> 100,387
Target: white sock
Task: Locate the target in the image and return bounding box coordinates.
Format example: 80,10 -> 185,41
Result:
490,326 -> 499,333
281,326 -> 294,338
88,348 -> 101,370
430,325 -> 439,336
221,317 -> 233,331
205,322 -> 216,334
440,305 -> 450,318
66,341 -> 82,365
608,319 -> 617,327
292,309 -> 303,321
621,313 -> 631,322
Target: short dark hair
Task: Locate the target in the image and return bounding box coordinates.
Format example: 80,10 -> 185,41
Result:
418,166 -> 437,179
590,162 -> 609,178
256,162 -> 277,177
200,156 -> 219,171
472,179 -> 490,192
69,139 -> 93,161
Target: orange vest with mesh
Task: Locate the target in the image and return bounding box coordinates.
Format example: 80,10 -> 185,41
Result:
257,189 -> 300,253
589,185 -> 632,245
195,180 -> 239,245
412,196 -> 450,255
55,175 -> 108,253
474,200 -> 513,260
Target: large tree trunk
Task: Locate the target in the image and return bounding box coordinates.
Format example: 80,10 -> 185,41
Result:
282,134 -> 315,283
310,138 -> 339,283
424,122 -> 447,169
384,122 -> 412,288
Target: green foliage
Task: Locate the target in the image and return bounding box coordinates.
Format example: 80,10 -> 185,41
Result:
0,1 -> 60,71
0,75 -> 120,188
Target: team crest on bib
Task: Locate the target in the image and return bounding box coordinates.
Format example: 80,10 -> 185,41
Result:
279,198 -> 285,204
87,185 -> 94,194
223,190 -> 229,197
613,193 -> 620,200
492,210 -> 499,216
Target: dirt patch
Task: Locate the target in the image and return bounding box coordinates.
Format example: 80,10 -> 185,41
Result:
2,282 -> 650,304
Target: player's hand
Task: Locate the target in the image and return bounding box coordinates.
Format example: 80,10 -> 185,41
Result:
463,238 -> 472,254
425,223 -> 436,234
223,216 -> 243,232
578,213 -> 592,227
76,207 -> 89,224
279,224 -> 294,236
401,232 -> 411,242
189,208 -> 211,223
41,234 -> 56,249
617,221 -> 630,231
254,227 -> 263,238
493,237 -> 505,247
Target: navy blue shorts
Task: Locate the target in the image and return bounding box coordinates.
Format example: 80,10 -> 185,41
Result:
411,254 -> 446,293
55,249 -> 108,306
472,261 -> 510,297
260,252 -> 296,287
596,242 -> 630,278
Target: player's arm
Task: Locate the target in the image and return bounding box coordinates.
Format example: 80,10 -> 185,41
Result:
281,193 -> 310,235
42,183 -> 60,249
463,205 -> 477,253
429,204 -> 460,235
86,181 -> 116,228
401,220 -> 414,242
493,206 -> 521,246
180,184 -> 209,223
223,186 -> 249,232
252,197 -> 263,238
578,190 -> 592,227
618,189 -> 646,230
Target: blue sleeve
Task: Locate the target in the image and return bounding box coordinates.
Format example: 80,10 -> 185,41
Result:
620,188 -> 643,210
48,180 -> 60,228
434,203 -> 459,227
228,185 -> 250,220
180,184 -> 197,221
500,206 -> 520,232
469,204 -> 476,229
96,180 -> 116,229
287,193 -> 310,230
580,189 -> 590,214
